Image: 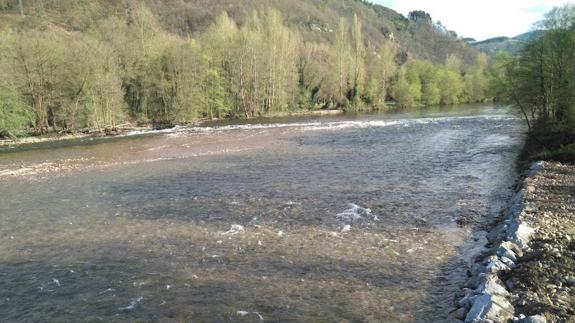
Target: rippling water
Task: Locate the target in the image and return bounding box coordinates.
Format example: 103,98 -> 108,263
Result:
0,105 -> 524,322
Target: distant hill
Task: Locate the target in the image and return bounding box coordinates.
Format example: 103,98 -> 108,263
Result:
0,0 -> 479,65
470,31 -> 544,55
461,37 -> 477,44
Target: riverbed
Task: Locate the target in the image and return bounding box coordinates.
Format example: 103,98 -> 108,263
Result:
0,105 -> 524,322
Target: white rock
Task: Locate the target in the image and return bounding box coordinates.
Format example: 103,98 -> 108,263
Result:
458,289 -> 478,308
485,256 -> 510,273
523,315 -> 547,323
526,161 -> 544,177
511,223 -> 535,248
477,275 -> 509,297
236,311 -> 264,321
496,244 -> 518,263
465,294 -> 513,322
499,256 -> 516,269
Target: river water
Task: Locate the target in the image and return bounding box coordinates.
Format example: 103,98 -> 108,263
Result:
0,105 -> 524,322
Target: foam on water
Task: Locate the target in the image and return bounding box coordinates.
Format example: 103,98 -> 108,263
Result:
335,203 -> 379,228
123,115 -> 517,138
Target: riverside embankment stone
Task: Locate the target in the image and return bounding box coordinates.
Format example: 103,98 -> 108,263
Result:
451,161 -> 575,322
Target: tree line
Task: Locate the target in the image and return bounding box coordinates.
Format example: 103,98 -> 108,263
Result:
493,4 -> 575,162
0,5 -> 491,138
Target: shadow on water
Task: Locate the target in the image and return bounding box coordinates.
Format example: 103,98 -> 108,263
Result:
0,237 -> 446,322
0,243 -> 197,322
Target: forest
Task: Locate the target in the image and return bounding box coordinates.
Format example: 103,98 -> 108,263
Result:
492,4 -> 575,163
0,1 -> 492,138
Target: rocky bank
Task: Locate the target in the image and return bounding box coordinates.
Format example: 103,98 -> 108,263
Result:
452,162 -> 575,322
509,162 -> 575,322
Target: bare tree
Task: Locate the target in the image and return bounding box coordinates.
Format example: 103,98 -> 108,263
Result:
18,0 -> 24,17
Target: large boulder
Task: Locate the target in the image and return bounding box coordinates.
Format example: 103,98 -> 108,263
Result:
465,294 -> 514,322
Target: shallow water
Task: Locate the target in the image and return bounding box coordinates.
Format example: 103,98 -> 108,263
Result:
0,105 -> 524,322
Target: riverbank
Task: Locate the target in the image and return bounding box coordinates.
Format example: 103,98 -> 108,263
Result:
453,161 -> 575,322
0,110 -> 344,148
510,162 -> 575,321
0,125 -> 147,147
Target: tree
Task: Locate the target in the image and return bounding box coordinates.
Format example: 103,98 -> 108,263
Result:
259,9 -> 300,113
362,78 -> 380,108
299,42 -> 332,107
463,53 -> 488,103
439,54 -> 464,105
0,1 -> 495,137
418,62 -> 441,106
393,64 -> 420,109
408,11 -> 433,24
18,0 -> 24,17
0,31 -> 62,133
487,51 -> 514,102
349,14 -> 366,108
54,35 -> 126,130
332,17 -> 352,105
499,3 -> 575,131
0,85 -> 31,138
92,5 -> 171,124
377,41 -> 398,104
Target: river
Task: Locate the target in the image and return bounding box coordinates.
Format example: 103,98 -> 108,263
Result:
0,105 -> 524,322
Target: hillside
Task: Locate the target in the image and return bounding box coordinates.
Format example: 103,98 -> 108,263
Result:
0,0 -> 477,65
471,30 -> 544,55
0,0 -> 490,138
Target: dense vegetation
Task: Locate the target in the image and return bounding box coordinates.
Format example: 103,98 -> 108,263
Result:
0,0 -> 491,138
494,4 -> 575,164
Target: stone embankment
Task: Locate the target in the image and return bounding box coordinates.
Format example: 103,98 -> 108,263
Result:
450,162 -> 575,323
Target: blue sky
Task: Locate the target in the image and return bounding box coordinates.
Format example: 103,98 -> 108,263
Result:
374,0 -> 571,40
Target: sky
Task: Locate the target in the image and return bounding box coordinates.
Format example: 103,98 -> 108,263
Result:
375,0 -> 571,40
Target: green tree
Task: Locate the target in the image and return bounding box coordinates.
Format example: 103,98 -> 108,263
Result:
393,64 -> 419,108
376,41 -> 398,105
362,78 -> 380,108
0,31 -> 61,133
332,17 -> 352,105
497,3 -> 575,139
54,34 -> 125,130
439,55 -> 464,105
463,53 -> 489,103
0,86 -> 31,138
349,14 -> 366,108
487,51 -> 514,102
299,42 -> 332,108
418,62 -> 441,106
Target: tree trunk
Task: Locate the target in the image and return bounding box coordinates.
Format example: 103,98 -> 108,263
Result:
18,0 -> 24,17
